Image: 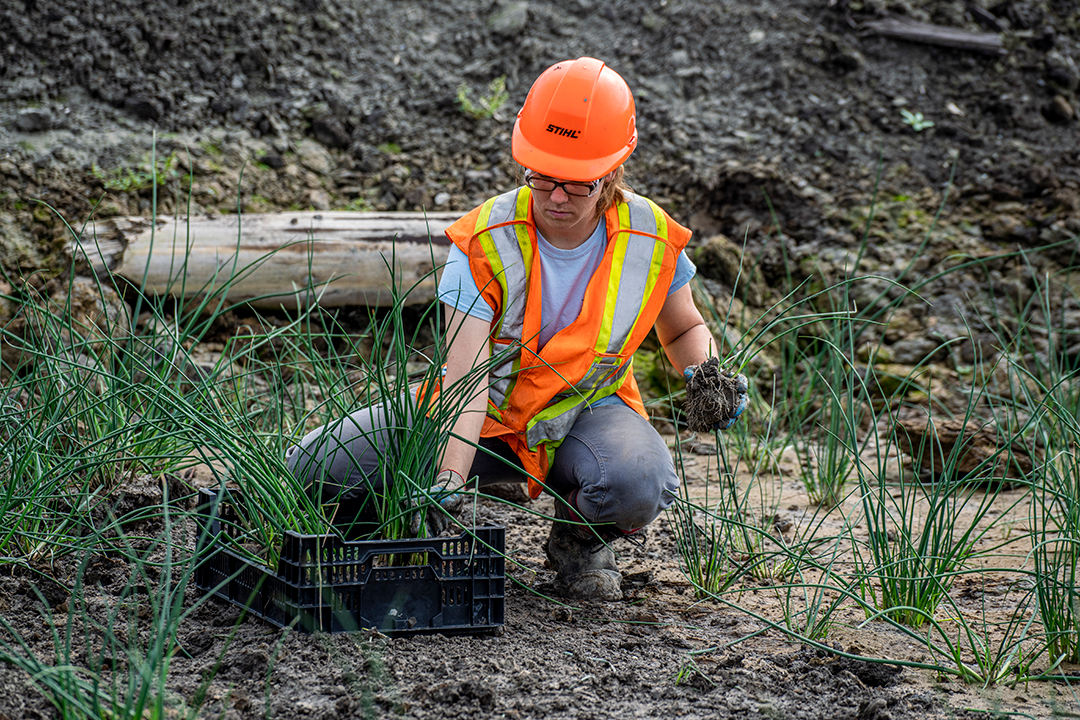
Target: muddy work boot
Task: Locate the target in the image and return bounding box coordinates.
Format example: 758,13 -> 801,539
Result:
544,496 -> 643,601
545,521 -> 624,601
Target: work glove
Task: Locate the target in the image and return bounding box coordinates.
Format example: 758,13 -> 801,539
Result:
683,357 -> 749,432
408,469 -> 469,537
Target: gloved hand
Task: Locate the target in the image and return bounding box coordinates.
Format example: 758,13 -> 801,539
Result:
683,357 -> 749,432
409,469 -> 469,537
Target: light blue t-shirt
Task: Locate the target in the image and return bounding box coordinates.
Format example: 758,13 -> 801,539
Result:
437,217 -> 696,349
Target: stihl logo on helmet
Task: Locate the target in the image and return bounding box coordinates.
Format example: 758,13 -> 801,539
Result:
545,124 -> 580,139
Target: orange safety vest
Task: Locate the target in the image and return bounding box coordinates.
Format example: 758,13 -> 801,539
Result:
445,187 -> 691,498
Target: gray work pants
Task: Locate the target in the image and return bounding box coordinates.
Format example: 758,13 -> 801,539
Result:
285,403 -> 679,532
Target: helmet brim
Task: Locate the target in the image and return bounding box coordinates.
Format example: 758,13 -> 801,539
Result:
512,121 -> 634,182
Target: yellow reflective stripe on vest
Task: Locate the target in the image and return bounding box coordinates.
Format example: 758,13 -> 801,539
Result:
524,363 -> 633,448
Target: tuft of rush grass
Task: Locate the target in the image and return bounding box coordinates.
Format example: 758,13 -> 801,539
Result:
666,165 -> 1080,686
205,245 -> 516,550
0,488 -> 228,718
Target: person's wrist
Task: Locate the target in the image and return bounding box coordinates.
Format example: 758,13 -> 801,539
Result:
437,468 -> 464,487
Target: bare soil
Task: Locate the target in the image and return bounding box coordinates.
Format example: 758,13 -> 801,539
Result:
1,0 -> 1080,718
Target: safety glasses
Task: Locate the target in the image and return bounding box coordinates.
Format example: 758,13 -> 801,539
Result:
523,171 -> 602,198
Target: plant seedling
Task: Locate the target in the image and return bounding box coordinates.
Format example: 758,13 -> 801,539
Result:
457,76 -> 509,120
900,109 -> 935,132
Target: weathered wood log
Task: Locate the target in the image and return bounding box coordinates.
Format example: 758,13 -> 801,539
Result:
862,17 -> 1005,55
73,212 -> 460,309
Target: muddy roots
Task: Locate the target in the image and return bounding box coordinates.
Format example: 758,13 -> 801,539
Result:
684,357 -> 743,433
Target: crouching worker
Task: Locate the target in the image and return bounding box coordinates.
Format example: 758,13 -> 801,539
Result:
286,58 -> 748,602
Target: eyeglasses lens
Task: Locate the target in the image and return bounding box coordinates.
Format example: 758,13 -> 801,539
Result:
526,175 -> 598,197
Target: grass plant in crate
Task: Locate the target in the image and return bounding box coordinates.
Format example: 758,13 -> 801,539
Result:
206,257 -> 512,558
180,236 -> 514,634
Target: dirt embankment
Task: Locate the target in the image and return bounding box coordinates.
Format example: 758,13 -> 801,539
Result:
1,0 -> 1077,277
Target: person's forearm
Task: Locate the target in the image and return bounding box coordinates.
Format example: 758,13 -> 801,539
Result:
440,391 -> 488,483
437,308 -> 492,484
661,322 -> 719,374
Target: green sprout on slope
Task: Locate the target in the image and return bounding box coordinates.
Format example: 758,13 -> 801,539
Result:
91,152 -> 181,192
457,76 -> 509,120
900,109 -> 935,132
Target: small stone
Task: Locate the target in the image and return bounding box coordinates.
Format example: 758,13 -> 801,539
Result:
310,115 -> 351,149
306,189 -> 331,211
14,108 -> 51,132
488,1 -> 529,36
984,214 -> 1027,241
1044,95 -> 1075,123
124,95 -> 163,121
295,139 -> 334,174
1045,50 -> 1079,91
434,192 -> 451,206
258,154 -> 285,169
641,12 -> 665,30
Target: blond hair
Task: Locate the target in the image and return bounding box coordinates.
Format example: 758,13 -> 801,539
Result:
594,166 -> 631,220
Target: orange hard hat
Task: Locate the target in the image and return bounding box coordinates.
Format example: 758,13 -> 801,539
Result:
512,57 -> 637,182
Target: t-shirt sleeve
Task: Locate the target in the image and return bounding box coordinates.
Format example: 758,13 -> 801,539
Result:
437,244 -> 495,322
667,250 -> 697,295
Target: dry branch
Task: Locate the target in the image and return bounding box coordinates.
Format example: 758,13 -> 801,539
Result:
862,17 -> 1005,55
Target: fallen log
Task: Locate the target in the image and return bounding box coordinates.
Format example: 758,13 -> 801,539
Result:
862,17 -> 1005,55
73,211 -> 460,309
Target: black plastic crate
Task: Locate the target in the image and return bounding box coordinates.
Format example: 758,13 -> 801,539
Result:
194,488 -> 505,636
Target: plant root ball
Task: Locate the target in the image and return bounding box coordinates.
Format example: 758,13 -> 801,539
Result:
684,357 -> 743,433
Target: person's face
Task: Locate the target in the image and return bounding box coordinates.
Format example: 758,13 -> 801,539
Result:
526,171 -> 609,246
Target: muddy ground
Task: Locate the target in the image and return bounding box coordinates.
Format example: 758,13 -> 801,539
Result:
0,485 -> 1056,720
1,0 -> 1080,718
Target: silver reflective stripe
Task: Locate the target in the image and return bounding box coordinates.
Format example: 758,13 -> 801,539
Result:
625,191 -> 659,232
526,405 -> 586,447
487,350 -> 516,408
576,356 -> 627,394
485,189 -> 529,342
607,237 -> 659,353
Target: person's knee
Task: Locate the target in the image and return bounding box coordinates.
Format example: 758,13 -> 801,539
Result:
558,409 -> 678,530
582,454 -> 677,530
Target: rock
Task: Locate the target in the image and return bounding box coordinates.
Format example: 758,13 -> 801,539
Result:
295,139 -> 334,174
482,482 -> 532,504
124,95 -> 165,121
310,115 -> 351,149
983,214 -> 1028,241
14,108 -> 52,132
434,192 -> 451,206
488,1 -> 529,36
1043,95 -> 1075,123
1045,50 -> 1079,91
641,12 -> 666,30
893,412 -> 1037,484
306,188 -> 331,210
0,215 -> 44,269
889,336 -> 943,365
692,233 -> 768,306
258,153 -> 285,169
109,473 -> 165,526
